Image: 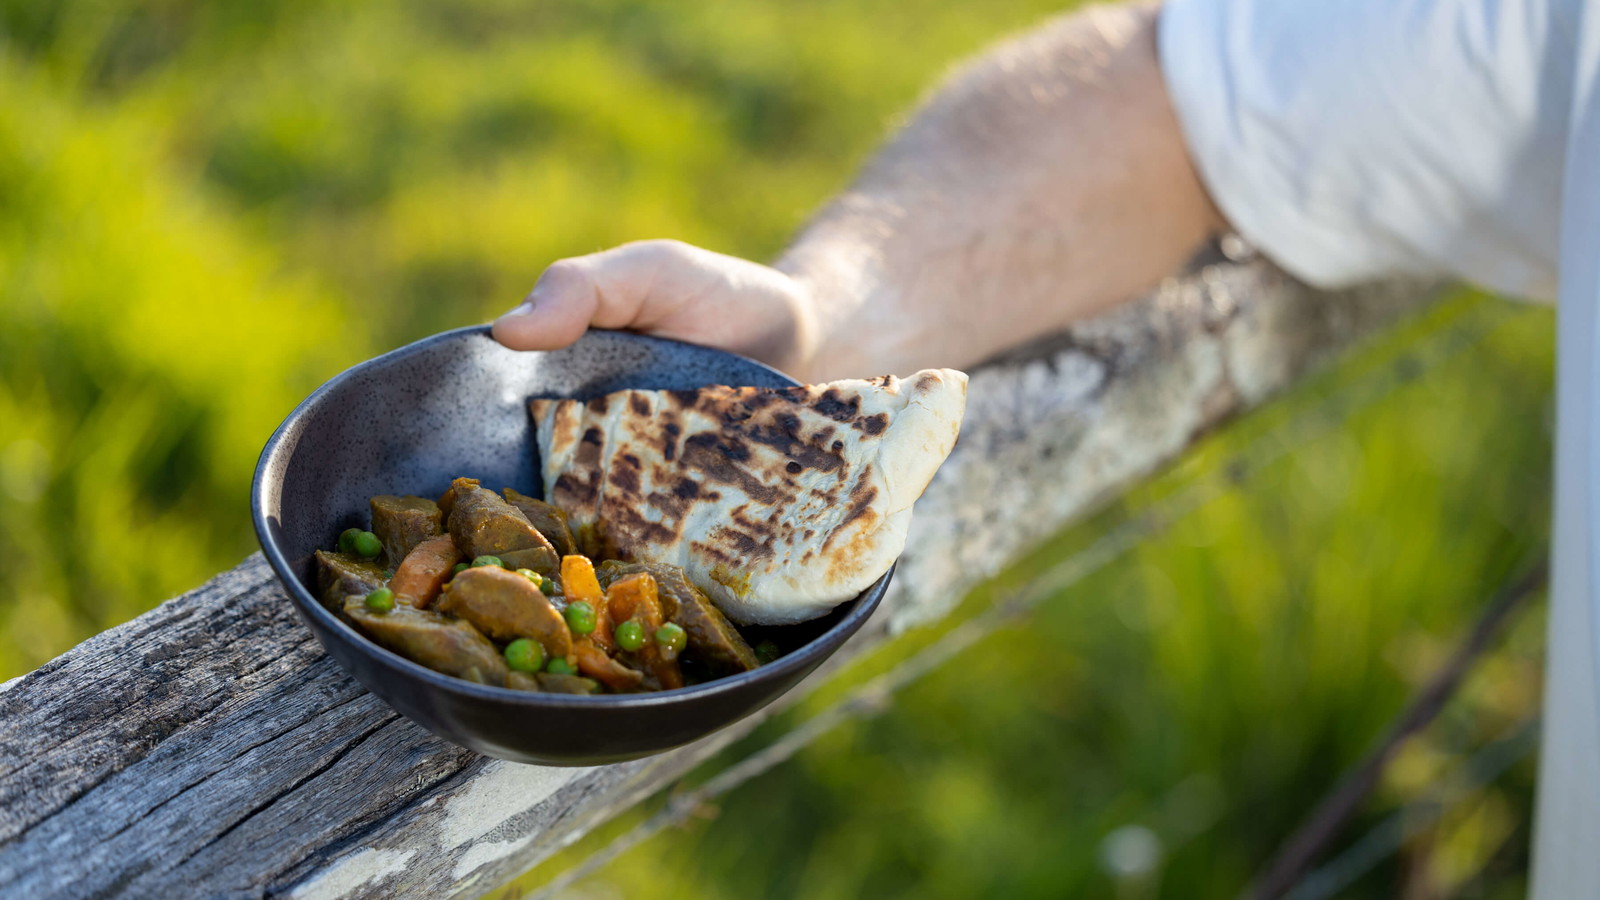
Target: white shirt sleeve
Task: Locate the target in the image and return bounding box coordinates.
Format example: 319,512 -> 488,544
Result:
1158,0 -> 1582,300
1161,5 -> 1600,899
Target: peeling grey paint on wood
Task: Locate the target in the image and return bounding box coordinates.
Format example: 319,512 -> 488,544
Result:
885,256 -> 1434,635
0,256 -> 1435,899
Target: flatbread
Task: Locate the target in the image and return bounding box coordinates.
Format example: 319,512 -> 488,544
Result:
530,369 -> 966,625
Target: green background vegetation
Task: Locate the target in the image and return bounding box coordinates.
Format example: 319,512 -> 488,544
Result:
0,1 -> 1551,897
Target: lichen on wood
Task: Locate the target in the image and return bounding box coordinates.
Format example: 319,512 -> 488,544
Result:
0,253 -> 1435,899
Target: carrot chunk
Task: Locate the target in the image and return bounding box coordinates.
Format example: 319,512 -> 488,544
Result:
572,638 -> 644,691
389,534 -> 462,608
561,554 -> 615,650
605,574 -> 683,689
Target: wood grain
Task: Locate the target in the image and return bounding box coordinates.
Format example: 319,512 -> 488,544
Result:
0,254 -> 1436,898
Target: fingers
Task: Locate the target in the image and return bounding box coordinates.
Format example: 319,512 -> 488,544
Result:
491,240 -> 813,374
491,240 -> 722,351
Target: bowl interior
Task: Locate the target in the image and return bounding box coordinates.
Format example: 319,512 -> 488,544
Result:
256,327 -> 799,594
252,327 -> 885,762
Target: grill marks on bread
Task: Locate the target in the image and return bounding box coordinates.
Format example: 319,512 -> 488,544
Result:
531,369 -> 966,625
556,385 -> 869,571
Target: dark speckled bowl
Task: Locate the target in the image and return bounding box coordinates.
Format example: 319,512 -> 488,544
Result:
251,326 -> 889,765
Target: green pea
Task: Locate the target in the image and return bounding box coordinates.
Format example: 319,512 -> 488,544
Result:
338,527 -> 364,554
504,638 -> 545,673
363,587 -> 395,612
516,569 -> 559,596
452,563 -> 469,575
545,657 -> 578,676
472,555 -> 503,569
615,619 -> 645,652
754,640 -> 781,664
352,531 -> 382,559
655,622 -> 687,654
565,601 -> 596,636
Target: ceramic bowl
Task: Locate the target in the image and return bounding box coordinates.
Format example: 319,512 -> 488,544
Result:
251,326 -> 888,765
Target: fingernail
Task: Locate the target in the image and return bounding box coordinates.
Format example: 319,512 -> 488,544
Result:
499,300 -> 535,320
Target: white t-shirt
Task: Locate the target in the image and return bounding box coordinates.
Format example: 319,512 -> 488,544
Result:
1159,0 -> 1598,893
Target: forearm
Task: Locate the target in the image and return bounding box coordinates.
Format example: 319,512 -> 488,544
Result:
778,2 -> 1223,381
492,2 -> 1223,383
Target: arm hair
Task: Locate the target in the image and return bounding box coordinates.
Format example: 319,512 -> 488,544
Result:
776,3 -> 1226,378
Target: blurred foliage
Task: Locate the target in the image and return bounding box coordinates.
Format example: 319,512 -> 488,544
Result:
0,1 -> 1552,898
501,294 -> 1552,900
0,0 -> 1067,672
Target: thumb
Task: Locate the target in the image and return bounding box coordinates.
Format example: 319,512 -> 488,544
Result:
491,240 -> 724,351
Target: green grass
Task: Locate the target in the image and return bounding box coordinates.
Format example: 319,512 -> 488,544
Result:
0,2 -> 1553,897
494,293 -> 1551,899
0,0 -> 1080,672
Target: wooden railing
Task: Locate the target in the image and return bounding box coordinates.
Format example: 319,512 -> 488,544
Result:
0,243 -> 1453,899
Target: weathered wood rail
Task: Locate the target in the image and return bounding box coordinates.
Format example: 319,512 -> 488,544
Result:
0,245 -> 1436,899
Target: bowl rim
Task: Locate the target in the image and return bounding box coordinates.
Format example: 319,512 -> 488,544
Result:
250,325 -> 888,710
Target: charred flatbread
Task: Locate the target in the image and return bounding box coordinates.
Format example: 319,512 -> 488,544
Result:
530,369 -> 966,625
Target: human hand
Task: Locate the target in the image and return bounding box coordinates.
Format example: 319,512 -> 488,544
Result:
492,240 -> 820,380
495,4 -> 1220,385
